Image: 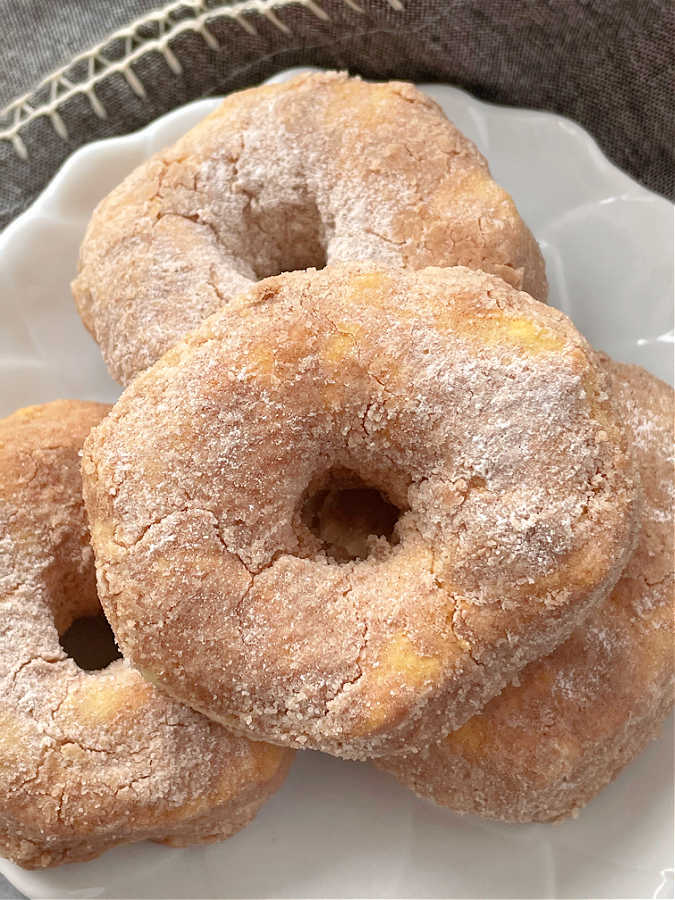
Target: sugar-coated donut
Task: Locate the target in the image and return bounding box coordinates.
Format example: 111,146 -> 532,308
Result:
378,360 -> 674,821
82,264 -> 638,759
0,401 -> 292,869
72,70 -> 547,385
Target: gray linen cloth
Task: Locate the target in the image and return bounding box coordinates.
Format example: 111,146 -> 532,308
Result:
0,0 -> 673,232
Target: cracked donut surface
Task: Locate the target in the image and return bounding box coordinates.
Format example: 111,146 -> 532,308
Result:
82,264 -> 639,759
72,70 -> 547,385
0,401 -> 292,869
378,360 -> 674,821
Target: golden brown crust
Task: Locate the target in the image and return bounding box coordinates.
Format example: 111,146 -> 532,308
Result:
378,360 -> 674,821
72,71 -> 547,385
0,400 -> 292,869
82,264 -> 637,759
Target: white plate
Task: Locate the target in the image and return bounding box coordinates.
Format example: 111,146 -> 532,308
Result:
0,68 -> 673,900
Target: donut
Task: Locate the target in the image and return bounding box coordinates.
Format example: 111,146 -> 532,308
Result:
81,264 -> 638,759
72,70 -> 547,385
0,401 -> 292,869
378,360 -> 674,821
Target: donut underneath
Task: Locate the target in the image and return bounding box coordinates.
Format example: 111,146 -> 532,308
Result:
378,360 -> 674,821
72,70 -> 547,384
0,401 -> 292,869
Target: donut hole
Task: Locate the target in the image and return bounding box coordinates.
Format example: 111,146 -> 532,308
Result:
300,469 -> 402,563
245,199 -> 328,280
59,614 -> 122,672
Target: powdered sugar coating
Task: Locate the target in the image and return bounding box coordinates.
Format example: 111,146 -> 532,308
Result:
83,265 -> 638,759
72,70 -> 547,385
0,401 -> 292,869
378,360 -> 674,821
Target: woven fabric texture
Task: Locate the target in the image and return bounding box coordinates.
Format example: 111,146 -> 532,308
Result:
0,0 -> 673,232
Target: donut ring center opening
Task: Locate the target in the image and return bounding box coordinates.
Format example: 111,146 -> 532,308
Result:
243,198 -> 328,280
300,468 -> 402,563
59,614 -> 122,672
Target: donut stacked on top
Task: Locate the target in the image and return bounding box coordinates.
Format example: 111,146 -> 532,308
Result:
79,260 -> 672,806
1,73 -> 672,870
81,265 -> 638,760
